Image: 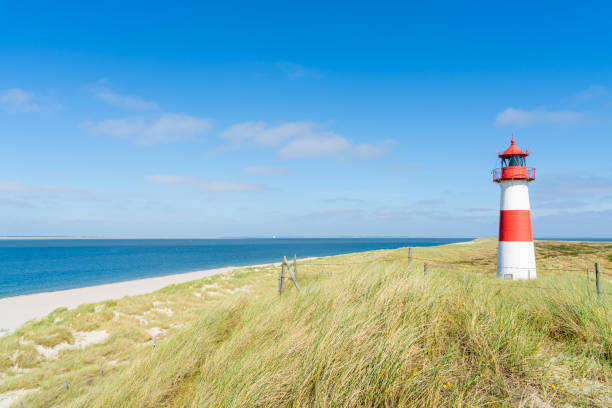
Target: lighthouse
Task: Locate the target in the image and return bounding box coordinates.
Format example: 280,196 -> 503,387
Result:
493,137 -> 536,280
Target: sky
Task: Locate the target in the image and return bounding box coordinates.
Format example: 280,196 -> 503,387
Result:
1,1 -> 611,238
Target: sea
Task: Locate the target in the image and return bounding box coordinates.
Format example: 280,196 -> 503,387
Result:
0,238 -> 470,298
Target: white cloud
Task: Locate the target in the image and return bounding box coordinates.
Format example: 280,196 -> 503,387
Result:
351,143 -> 388,158
494,107 -> 583,127
222,121 -> 266,145
146,174 -> 262,192
84,113 -> 210,144
276,62 -> 322,79
0,180 -> 82,194
279,134 -> 386,159
222,121 -> 314,147
222,121 -> 387,159
572,85 -> 607,105
94,87 -> 158,110
0,180 -> 103,202
322,197 -> 365,204
532,174 -> 612,201
0,88 -> 40,113
145,174 -> 192,185
279,134 -> 349,158
245,165 -> 289,175
375,209 -> 413,218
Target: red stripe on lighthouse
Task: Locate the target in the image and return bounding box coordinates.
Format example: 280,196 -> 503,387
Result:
499,210 -> 533,242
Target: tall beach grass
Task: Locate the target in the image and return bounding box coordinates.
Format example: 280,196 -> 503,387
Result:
3,239 -> 612,407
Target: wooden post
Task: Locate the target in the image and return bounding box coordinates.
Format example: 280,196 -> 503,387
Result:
65,379 -> 69,390
424,262 -> 428,276
596,262 -> 601,298
284,256 -> 300,291
409,248 -> 412,263
293,254 -> 297,281
278,260 -> 285,296
99,363 -> 103,376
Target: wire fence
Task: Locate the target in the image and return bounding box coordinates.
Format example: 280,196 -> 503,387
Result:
284,250 -> 612,296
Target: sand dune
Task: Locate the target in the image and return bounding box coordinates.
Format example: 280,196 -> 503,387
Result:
0,266 -> 238,334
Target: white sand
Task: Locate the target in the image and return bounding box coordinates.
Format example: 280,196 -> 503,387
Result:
28,330 -> 110,359
0,389 -> 37,408
0,257 -> 320,335
0,265 -> 238,334
450,239 -> 478,245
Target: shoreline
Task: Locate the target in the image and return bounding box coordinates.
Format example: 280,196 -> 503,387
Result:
0,239 -> 482,335
0,259 -> 297,335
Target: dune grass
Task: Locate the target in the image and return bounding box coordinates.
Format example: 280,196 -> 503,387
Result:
2,239 -> 612,407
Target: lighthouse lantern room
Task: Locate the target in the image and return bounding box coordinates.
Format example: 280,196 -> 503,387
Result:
492,138 -> 536,280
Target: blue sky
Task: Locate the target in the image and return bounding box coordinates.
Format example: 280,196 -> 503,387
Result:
1,1 -> 611,237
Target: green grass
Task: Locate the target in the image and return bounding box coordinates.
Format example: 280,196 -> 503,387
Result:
2,239 -> 612,407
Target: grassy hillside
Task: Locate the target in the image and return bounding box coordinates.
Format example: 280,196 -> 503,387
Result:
2,238 -> 612,407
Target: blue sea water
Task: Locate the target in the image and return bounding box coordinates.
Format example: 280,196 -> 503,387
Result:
0,238 -> 470,298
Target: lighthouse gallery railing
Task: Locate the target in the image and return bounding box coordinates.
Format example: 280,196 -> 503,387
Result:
492,167 -> 535,182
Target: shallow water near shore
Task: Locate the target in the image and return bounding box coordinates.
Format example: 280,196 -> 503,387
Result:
0,238 -> 470,298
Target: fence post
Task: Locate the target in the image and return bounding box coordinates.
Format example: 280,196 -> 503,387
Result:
409,248 -> 412,263
278,260 -> 285,296
294,254 -> 297,281
65,379 -> 69,390
596,262 -> 601,298
284,256 -> 300,291
99,363 -> 103,376
424,262 -> 428,276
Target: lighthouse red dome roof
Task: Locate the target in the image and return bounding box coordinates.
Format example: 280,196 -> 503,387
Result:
498,137 -> 528,157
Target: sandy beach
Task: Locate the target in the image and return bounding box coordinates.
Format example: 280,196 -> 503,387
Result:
0,261 -> 283,335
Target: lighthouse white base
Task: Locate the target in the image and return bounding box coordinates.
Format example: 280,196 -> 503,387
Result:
497,241 -> 537,280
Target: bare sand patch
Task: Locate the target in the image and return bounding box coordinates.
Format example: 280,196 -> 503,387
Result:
31,330 -> 109,360
146,327 -> 165,339
0,388 -> 37,408
154,308 -> 173,317
200,283 -> 220,291
225,286 -> 253,294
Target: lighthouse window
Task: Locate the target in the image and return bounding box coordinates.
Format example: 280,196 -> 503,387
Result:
503,155 -> 525,167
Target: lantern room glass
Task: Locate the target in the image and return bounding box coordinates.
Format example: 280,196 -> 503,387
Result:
502,155 -> 526,167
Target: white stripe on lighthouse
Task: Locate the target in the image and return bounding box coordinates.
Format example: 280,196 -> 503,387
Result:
497,242 -> 537,280
499,180 -> 531,211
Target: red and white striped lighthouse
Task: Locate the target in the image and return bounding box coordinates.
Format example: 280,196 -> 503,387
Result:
492,137 -> 536,280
